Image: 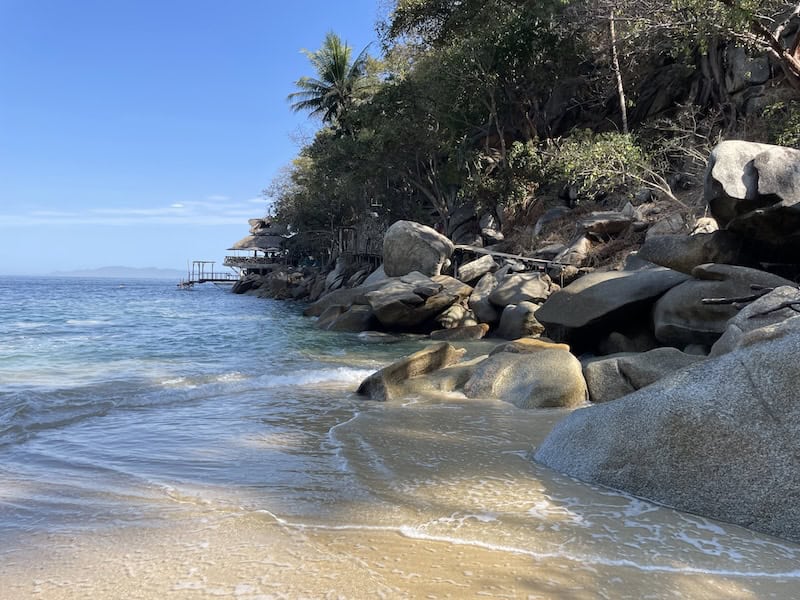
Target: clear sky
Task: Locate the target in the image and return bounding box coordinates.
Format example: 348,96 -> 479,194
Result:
0,0 -> 382,275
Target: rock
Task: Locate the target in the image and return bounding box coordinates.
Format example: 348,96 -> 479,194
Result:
363,265 -> 388,286
457,254 -> 497,283
645,213 -> 685,239
435,304 -> 477,329
304,281 -> 384,317
481,228 -> 505,244
725,46 -> 771,94
533,206 -> 571,237
683,344 -> 708,356
325,258 -> 346,291
583,348 -> 705,403
468,272 -> 500,324
451,220 -> 479,246
347,268 -> 369,287
705,141 -> 800,244
596,330 -> 659,355
691,217 -> 719,235
307,275 -> 328,302
489,337 -> 570,355
448,203 -> 478,236
316,305 -> 347,329
365,274 -> 472,330
383,220 -> 455,278
463,350 -> 587,409
629,63 -> 696,123
496,302 -> 545,340
430,324 -> 490,341
553,236 -> 592,267
489,273 -> 558,308
535,324 -> 800,543
535,268 -> 689,348
636,231 -> 748,274
710,285 -> 800,357
326,305 -> 378,332
653,264 -> 794,346
578,211 -> 632,237
402,356 -> 488,396
232,275 -> 260,294
479,212 -> 498,231
357,343 -> 467,401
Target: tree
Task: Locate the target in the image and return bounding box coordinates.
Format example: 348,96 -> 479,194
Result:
288,32 -> 371,127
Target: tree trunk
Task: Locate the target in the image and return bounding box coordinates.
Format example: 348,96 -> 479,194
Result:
609,11 -> 629,134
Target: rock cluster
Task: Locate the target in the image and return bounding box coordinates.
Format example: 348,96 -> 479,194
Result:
237,140 -> 800,544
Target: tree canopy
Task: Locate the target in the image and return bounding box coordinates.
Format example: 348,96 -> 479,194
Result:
270,0 -> 800,242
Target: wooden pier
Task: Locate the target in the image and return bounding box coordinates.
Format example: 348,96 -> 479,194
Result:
177,261 -> 238,288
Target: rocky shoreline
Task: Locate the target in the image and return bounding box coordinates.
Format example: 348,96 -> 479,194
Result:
236,140 -> 800,545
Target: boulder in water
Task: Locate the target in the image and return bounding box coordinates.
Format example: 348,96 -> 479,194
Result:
357,342 -> 467,401
536,318 -> 800,543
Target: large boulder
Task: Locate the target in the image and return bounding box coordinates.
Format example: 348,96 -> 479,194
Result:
710,285 -> 800,357
578,211 -> 632,237
463,348 -> 587,409
496,301 -> 545,340
489,273 -> 558,308
636,231 -> 749,275
383,220 -> 455,278
583,347 -> 705,403
326,304 -> 378,333
705,141 -> 800,245
653,263 -> 794,347
357,343 -> 467,401
535,268 -> 689,349
468,272 -> 501,324
456,254 -> 497,283
435,304 -> 477,329
535,320 -> 800,543
430,324 -> 489,341
365,273 -> 472,330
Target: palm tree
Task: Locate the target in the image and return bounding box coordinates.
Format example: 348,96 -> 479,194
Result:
288,32 -> 370,127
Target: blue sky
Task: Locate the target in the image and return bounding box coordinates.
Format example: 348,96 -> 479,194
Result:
0,0 -> 382,274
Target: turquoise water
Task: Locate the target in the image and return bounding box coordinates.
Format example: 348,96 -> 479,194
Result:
2,276 -> 800,599
0,277 -> 406,532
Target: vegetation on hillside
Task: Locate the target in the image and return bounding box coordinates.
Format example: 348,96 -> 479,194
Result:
268,0 -> 800,244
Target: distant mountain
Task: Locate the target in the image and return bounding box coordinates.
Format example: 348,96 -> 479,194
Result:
50,266 -> 187,279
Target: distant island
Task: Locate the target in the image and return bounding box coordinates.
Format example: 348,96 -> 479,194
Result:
50,266 -> 186,279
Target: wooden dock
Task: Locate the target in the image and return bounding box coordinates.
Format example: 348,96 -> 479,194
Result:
177,261 -> 238,288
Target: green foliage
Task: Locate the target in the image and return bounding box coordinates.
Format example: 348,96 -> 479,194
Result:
273,0 -> 799,238
762,101 -> 800,148
543,131 -> 652,197
288,32 -> 371,127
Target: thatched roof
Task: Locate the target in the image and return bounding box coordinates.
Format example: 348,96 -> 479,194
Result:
248,219 -> 290,236
228,234 -> 287,251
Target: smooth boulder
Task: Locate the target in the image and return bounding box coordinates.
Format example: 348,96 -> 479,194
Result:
535,268 -> 689,347
357,343 -> 467,401
583,348 -> 705,403
636,231 -> 748,274
536,321 -> 800,543
489,273 -> 558,308
383,220 -> 455,278
710,285 -> 800,357
705,140 -> 800,244
496,301 -> 545,340
653,263 -> 794,346
463,349 -> 587,409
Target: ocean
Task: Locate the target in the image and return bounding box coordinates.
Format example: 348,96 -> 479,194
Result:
1,276 -> 798,599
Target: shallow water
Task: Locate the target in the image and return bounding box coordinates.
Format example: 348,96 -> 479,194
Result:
1,276 -> 798,598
